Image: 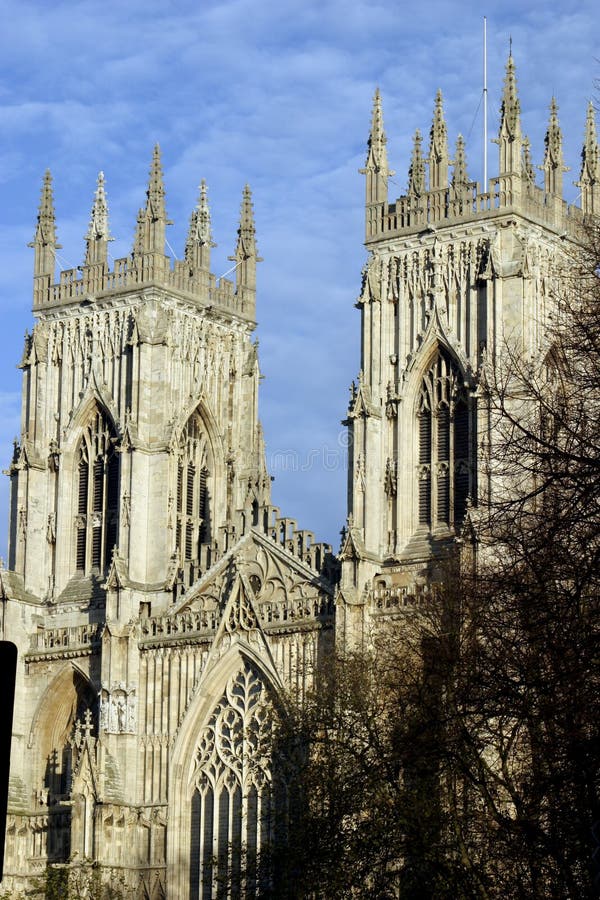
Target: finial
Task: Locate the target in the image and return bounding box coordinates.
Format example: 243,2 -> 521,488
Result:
428,89 -> 449,190
84,171 -> 112,266
408,130 -> 426,197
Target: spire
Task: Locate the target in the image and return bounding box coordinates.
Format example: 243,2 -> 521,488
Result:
541,98 -> 567,197
360,88 -> 392,203
29,169 -> 60,280
132,144 -> 171,263
428,89 -> 449,190
498,52 -> 522,175
408,130 -> 426,197
230,185 -> 262,315
185,179 -> 215,271
84,171 -> 112,266
576,101 -> 600,215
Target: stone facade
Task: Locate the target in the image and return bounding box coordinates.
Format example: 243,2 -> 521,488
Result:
1,54 -> 598,897
338,59 -> 598,647
0,150 -> 335,897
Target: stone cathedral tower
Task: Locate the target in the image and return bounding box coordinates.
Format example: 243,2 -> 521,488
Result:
338,56 -> 599,644
0,150 -> 335,897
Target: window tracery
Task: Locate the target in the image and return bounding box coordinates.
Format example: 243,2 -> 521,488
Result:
416,349 -> 472,532
189,661 -> 276,899
75,408 -> 119,574
176,414 -> 212,564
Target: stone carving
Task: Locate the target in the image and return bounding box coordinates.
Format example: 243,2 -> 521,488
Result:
100,684 -> 137,734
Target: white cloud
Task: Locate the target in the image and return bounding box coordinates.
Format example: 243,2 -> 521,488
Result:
0,0 -> 597,552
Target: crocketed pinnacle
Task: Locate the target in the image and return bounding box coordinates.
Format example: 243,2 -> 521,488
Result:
408,130 -> 426,196
236,184 -> 257,259
33,170 -> 57,247
452,134 -> 469,187
522,136 -> 535,184
133,144 -> 171,258
428,89 -> 449,189
499,52 -> 521,140
544,99 -> 564,169
85,172 -> 112,243
364,88 -> 389,173
29,169 -> 61,279
578,100 -> 600,185
147,143 -> 168,223
185,179 -> 215,269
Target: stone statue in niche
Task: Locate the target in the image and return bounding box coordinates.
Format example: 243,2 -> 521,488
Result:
99,684 -> 137,734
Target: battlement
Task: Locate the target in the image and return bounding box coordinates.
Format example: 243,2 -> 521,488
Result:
37,256 -> 239,315
30,150 -> 259,318
363,59 -> 599,243
367,173 -> 586,243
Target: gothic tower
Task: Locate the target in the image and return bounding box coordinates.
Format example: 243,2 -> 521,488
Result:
338,56 -> 599,645
1,150 -> 335,897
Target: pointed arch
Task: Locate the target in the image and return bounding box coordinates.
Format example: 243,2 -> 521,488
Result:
71,403 -> 120,575
168,644 -> 286,900
171,401 -> 224,575
63,379 -> 121,454
410,342 -> 475,533
29,665 -> 96,801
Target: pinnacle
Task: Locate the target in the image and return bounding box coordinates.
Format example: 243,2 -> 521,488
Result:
363,87 -> 389,173
146,143 -> 168,222
185,178 -> 214,266
196,179 -> 212,244
38,170 -> 55,222
544,97 -> 563,163
32,169 -> 58,245
578,100 -> 600,187
239,184 -> 256,233
500,51 -> 521,137
408,129 -> 425,196
85,171 -> 112,243
452,134 -> 469,186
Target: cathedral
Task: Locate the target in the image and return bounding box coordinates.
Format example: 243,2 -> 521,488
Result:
0,55 -> 597,897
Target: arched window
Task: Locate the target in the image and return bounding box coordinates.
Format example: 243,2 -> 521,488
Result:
189,661 -> 279,898
75,408 -> 119,574
416,349 -> 472,532
175,414 -> 211,563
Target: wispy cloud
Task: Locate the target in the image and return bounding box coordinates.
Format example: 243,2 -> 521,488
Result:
0,0 -> 597,552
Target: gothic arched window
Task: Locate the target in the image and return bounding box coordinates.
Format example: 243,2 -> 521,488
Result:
175,414 -> 211,563
189,661 -> 278,899
416,349 -> 472,532
75,408 -> 119,574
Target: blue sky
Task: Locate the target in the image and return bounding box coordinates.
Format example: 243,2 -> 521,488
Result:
0,0 -> 597,554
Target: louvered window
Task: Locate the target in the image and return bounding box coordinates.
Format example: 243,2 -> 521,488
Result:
75,409 -> 119,574
176,414 -> 212,563
415,350 -> 473,532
